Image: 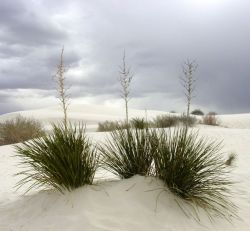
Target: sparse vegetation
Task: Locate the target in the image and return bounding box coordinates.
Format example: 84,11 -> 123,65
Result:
179,115 -> 197,127
15,123 -> 98,193
97,120 -> 122,132
153,115 -> 179,128
152,127 -> 236,220
130,117 -> 149,129
3,48 -> 237,222
191,109 -> 204,116
0,115 -> 45,145
202,112 -> 219,126
97,115 -> 197,132
153,114 -> 197,128
99,127 -> 154,179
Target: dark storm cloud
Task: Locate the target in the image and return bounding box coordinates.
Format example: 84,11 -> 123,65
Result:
0,0 -> 79,93
0,0 -> 67,46
0,0 -> 250,114
0,46 -> 81,90
81,0 -> 250,113
196,63 -> 250,113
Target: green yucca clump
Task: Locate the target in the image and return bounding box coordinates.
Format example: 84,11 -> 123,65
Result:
100,127 -> 154,179
152,114 -> 197,128
97,120 -> 121,132
152,127 -> 236,220
15,123 -> 98,193
153,115 -> 179,128
130,117 -> 149,129
178,115 -> 197,127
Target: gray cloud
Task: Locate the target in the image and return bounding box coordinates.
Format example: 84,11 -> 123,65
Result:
0,0 -> 250,114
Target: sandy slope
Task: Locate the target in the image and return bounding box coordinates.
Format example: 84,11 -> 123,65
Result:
0,175 -> 246,231
219,113 -> 250,129
1,105 -> 250,230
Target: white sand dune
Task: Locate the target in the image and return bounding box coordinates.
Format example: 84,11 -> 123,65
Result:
1,104 -> 250,130
1,104 -> 250,230
0,104 -> 170,132
218,113 -> 250,129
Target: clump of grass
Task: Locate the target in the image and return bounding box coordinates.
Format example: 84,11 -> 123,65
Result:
97,120 -> 128,132
152,127 -> 236,220
15,123 -> 98,193
97,115 -> 197,132
178,115 -> 197,127
99,127 -> 154,179
153,115 -> 179,128
153,114 -> 196,128
130,117 -> 149,129
202,112 -> 219,126
97,118 -> 149,132
0,115 -> 45,145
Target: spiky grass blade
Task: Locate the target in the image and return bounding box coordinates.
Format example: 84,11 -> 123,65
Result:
100,128 -> 154,179
152,127 -> 237,221
15,123 -> 98,193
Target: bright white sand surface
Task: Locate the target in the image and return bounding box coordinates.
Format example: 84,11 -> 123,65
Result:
0,104 -> 250,230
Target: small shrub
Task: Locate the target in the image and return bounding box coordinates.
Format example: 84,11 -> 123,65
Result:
152,114 -> 196,128
152,127 -> 236,220
97,120 -> 120,132
99,127 -> 154,179
208,111 -> 217,115
130,117 -> 149,129
202,112 -> 219,126
191,109 -> 204,116
153,115 -> 179,128
0,115 -> 45,145
97,120 -> 128,132
178,115 -> 197,127
15,123 -> 98,193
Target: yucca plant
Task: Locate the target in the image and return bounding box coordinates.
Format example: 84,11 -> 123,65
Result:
15,123 -> 98,193
100,127 -> 154,179
130,117 -> 149,129
97,120 -> 129,132
152,127 -> 236,220
178,115 -> 197,127
153,115 -> 179,128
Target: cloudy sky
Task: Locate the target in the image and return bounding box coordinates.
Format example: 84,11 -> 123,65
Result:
0,0 -> 250,115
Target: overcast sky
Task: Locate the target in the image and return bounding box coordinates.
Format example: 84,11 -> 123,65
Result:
0,0 -> 250,115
